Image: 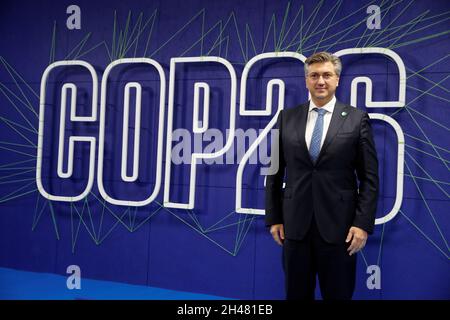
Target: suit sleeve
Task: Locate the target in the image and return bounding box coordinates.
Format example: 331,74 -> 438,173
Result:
353,112 -> 379,234
265,110 -> 286,227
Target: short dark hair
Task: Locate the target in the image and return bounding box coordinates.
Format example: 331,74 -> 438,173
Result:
304,52 -> 342,77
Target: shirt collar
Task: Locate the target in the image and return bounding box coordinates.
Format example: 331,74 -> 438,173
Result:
309,96 -> 336,114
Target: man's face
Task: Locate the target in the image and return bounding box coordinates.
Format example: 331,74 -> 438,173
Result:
305,61 -> 339,103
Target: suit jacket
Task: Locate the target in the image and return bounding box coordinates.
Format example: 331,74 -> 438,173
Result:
265,100 -> 379,244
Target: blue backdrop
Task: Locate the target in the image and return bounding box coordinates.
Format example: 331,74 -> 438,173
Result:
0,0 -> 449,299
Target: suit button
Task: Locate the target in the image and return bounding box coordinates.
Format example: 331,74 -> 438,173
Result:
313,169 -> 317,172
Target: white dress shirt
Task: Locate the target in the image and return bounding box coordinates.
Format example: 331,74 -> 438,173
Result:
305,96 -> 336,151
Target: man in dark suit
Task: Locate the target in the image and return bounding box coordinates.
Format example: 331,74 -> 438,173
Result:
265,52 -> 379,300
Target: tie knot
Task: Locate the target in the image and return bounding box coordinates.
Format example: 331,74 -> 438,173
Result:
314,108 -> 327,116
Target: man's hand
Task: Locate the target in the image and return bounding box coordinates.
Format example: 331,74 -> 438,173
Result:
346,226 -> 368,256
270,224 -> 285,246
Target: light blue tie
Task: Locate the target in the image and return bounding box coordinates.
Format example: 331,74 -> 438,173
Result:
309,108 -> 327,163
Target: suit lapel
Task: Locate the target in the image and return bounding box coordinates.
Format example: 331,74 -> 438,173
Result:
294,103 -> 312,164
316,101 -> 349,164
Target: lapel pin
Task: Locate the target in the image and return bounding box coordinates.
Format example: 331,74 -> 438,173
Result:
341,111 -> 347,117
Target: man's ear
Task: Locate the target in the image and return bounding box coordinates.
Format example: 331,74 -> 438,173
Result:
336,77 -> 340,86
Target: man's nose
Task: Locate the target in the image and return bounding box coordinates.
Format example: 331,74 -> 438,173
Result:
317,76 -> 326,84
